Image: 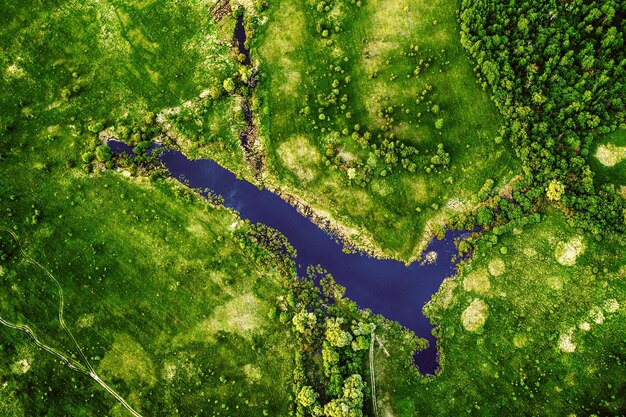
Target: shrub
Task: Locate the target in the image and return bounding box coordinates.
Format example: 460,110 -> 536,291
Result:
88,121 -> 104,133
95,145 -> 113,162
81,152 -> 95,163
223,78 -> 235,93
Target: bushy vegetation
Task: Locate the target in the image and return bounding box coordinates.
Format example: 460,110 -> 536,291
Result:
283,267 -> 375,417
460,0 -> 626,238
378,211 -> 626,416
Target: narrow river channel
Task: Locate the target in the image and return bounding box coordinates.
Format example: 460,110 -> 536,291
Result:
109,140 -> 468,375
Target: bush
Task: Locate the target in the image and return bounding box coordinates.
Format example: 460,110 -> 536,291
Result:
81,152 -> 95,163
223,78 -> 235,93
95,145 -> 113,162
88,121 -> 104,133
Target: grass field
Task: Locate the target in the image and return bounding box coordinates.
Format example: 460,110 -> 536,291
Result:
253,0 -> 519,261
0,0 -> 238,130
0,162 -> 293,415
0,1 -> 292,415
372,210 -> 626,416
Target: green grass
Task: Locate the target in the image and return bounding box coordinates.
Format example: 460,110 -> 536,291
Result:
374,210 -> 626,415
0,162 -> 293,415
161,94 -> 250,177
253,0 -> 519,261
0,0 -> 236,133
0,1 -> 292,414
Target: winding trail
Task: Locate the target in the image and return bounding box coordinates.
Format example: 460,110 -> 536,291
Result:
0,227 -> 143,417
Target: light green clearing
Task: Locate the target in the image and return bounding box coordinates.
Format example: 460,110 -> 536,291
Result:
254,0 -> 518,260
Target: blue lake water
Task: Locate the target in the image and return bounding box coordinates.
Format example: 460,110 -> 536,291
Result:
234,14 -> 251,65
109,140 -> 467,375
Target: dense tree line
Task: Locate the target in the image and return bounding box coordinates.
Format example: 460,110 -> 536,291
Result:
459,0 -> 626,239
275,265 -> 375,417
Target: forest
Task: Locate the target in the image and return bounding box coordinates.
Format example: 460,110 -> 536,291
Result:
459,0 -> 626,238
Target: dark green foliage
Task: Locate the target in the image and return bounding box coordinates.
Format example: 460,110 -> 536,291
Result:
94,145 -> 113,162
88,122 -> 104,133
460,0 -> 626,238
0,232 -> 18,263
475,206 -> 494,226
81,152 -> 94,164
285,266 -> 375,417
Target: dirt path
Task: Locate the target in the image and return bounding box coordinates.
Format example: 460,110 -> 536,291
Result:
0,227 -> 144,417
370,331 -> 380,417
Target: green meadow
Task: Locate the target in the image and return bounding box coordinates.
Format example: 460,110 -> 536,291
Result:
0,163 -> 293,415
0,1 -> 291,415
253,0 -> 519,261
373,210 -> 626,416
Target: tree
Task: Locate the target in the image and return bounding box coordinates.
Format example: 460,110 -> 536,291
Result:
222,78 -> 235,93
88,121 -> 104,133
81,152 -> 94,163
435,118 -> 444,129
546,179 -> 565,201
296,385 -> 318,408
431,143 -> 450,167
458,0 -> 626,239
325,317 -> 352,347
208,86 -> 221,99
351,336 -> 369,351
323,375 -> 365,417
95,145 -> 113,162
476,206 -> 494,226
292,310 -> 317,334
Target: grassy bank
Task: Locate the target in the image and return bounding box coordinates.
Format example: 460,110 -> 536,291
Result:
373,210 -> 626,415
252,0 -> 519,261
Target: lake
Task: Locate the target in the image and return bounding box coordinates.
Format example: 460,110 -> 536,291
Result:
109,140 -> 468,375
